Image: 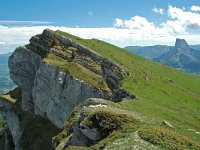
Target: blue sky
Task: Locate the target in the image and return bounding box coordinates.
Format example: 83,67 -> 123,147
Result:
0,0 -> 200,53
1,0 -> 199,27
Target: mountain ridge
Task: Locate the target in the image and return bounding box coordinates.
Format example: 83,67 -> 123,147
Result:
155,39 -> 200,74
124,39 -> 200,74
0,29 -> 200,150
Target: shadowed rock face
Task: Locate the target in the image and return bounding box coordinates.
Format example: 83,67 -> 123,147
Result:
0,88 -> 61,150
175,38 -> 189,50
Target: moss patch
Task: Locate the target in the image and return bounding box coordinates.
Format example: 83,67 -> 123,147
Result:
138,126 -> 200,150
55,101 -> 140,150
81,110 -> 140,138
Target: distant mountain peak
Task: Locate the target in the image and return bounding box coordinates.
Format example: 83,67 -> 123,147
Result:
175,38 -> 189,50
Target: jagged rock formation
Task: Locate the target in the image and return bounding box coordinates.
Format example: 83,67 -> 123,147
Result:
155,39 -> 200,73
8,29 -> 132,129
52,98 -> 140,149
0,88 -> 22,150
0,29 -> 134,150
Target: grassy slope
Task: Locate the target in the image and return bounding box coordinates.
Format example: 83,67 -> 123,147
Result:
53,30 -> 200,143
44,53 -> 110,91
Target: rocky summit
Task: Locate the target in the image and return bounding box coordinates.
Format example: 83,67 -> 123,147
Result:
174,38 -> 190,50
0,30 -> 200,150
155,38 -> 200,74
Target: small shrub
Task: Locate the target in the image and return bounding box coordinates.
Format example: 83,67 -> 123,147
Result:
81,110 -> 140,138
48,39 -> 61,47
138,126 -> 200,150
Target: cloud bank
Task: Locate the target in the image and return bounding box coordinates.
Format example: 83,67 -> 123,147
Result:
191,5 -> 200,12
0,5 -> 200,51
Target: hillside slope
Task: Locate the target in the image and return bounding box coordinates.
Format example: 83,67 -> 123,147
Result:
124,45 -> 173,59
0,29 -> 200,150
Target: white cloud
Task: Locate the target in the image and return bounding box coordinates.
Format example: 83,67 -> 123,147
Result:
0,41 -> 5,45
0,24 -> 199,49
114,18 -> 124,27
88,11 -> 94,16
152,8 -> 164,15
1,5 -> 200,49
191,5 -> 200,12
167,5 -> 200,29
114,5 -> 200,35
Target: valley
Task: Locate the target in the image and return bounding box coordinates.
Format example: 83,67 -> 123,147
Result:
0,53 -> 15,94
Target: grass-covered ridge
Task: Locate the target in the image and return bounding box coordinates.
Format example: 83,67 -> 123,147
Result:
51,30 -> 200,144
54,99 -> 200,150
44,53 -> 110,91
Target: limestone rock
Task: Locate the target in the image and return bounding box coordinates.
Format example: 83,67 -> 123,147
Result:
8,29 -> 131,129
161,120 -> 173,128
9,47 -> 42,111
33,64 -> 110,128
0,29 -> 136,150
80,127 -> 102,141
0,97 -> 22,150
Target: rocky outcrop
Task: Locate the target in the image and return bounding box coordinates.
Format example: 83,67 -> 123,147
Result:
7,29 -> 132,130
0,88 -> 22,150
0,88 -> 60,150
53,98 -> 140,149
9,47 -> 42,112
28,29 -> 125,90
0,29 -> 135,150
175,38 -> 189,50
32,64 -> 110,128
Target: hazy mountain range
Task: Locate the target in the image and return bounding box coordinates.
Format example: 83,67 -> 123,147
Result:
0,52 -> 15,94
125,39 -> 200,74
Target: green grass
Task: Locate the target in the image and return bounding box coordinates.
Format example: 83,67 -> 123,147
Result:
138,126 -> 200,150
52,30 -> 200,144
56,99 -> 200,150
55,101 -> 141,150
44,53 -> 110,91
